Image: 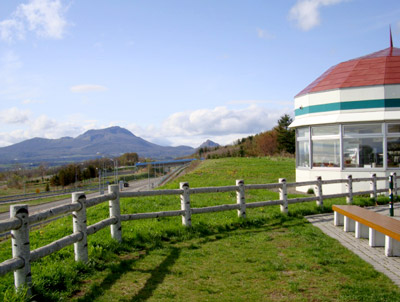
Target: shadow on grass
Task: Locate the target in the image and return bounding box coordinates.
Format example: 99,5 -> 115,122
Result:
73,213 -> 319,301
76,256 -> 142,302
77,247 -> 181,302
131,247 -> 180,301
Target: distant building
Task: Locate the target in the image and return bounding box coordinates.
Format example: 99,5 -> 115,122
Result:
290,41 -> 400,193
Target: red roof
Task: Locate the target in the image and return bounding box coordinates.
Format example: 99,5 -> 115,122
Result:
296,47 -> 400,97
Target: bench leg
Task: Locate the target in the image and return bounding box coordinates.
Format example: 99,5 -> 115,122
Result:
344,216 -> 355,232
355,222 -> 369,239
385,236 -> 400,257
369,228 -> 385,247
334,211 -> 344,226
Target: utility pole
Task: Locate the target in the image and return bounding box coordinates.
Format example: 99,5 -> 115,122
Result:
148,163 -> 151,189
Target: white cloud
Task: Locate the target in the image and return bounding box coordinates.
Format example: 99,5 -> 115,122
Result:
0,0 -> 68,42
0,129 -> 28,146
18,0 -> 68,39
0,107 -> 30,124
257,28 -> 275,39
161,105 -> 284,136
288,0 -> 346,31
127,105 -> 292,147
70,84 -> 108,93
0,113 -> 99,147
0,19 -> 24,42
30,114 -> 57,133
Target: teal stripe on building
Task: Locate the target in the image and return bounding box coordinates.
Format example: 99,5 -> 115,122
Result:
295,98 -> 400,116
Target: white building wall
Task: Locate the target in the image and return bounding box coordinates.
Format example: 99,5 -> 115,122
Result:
293,84 -> 400,194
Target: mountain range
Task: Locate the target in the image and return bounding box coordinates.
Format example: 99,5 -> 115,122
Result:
0,126 -> 218,166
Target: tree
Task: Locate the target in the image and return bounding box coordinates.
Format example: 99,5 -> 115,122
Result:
7,173 -> 23,189
275,114 -> 295,154
118,153 -> 139,166
38,163 -> 48,181
256,130 -> 278,156
50,175 -> 60,187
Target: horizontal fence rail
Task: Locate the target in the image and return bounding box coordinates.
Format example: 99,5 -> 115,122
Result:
0,172 -> 398,295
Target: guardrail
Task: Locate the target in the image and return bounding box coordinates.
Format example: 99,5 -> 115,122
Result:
0,186 -> 101,205
0,173 -> 398,295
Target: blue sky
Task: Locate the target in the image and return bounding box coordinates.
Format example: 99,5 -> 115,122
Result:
0,0 -> 399,148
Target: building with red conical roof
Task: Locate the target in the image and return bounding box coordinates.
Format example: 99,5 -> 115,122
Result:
291,43 -> 400,194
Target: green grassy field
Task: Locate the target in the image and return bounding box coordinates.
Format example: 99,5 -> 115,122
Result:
1,157 -> 399,301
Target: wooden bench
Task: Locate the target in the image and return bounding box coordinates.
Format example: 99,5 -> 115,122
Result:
332,205 -> 400,257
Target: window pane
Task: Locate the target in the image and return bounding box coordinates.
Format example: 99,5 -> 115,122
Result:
388,137 -> 400,168
312,125 -> 339,136
297,141 -> 310,167
297,127 -> 309,138
312,140 -> 340,167
388,124 -> 400,134
343,138 -> 383,168
344,124 -> 382,135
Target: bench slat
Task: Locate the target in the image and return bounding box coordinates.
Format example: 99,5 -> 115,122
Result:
332,205 -> 400,242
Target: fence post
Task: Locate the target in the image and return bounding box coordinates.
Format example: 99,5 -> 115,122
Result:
370,173 -> 377,201
180,182 -> 191,227
72,192 -> 88,262
10,205 -> 31,295
279,178 -> 288,214
315,176 -> 323,208
236,179 -> 246,218
392,172 -> 398,199
346,175 -> 353,204
389,174 -> 394,217
108,185 -> 122,242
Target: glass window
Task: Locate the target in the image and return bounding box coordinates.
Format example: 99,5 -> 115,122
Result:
388,137 -> 400,168
297,141 -> 310,167
343,138 -> 383,168
344,124 -> 382,135
297,127 -> 309,138
312,125 -> 339,136
312,140 -> 340,167
388,124 -> 400,134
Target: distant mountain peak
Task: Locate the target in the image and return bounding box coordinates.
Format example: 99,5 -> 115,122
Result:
198,139 -> 220,149
81,126 -> 136,137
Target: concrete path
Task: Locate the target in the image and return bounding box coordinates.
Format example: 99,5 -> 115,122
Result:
306,203 -> 400,287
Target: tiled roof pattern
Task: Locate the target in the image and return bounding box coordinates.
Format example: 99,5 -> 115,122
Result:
296,47 -> 400,97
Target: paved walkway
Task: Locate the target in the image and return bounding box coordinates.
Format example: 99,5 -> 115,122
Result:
306,203 -> 400,287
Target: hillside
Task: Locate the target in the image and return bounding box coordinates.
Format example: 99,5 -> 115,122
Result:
1,157 -> 398,301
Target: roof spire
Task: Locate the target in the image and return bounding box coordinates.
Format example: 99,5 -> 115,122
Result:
390,25 -> 393,48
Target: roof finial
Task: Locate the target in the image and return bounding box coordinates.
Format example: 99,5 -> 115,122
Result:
390,25 -> 393,48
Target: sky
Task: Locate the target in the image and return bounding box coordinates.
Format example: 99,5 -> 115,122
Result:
0,0 -> 399,149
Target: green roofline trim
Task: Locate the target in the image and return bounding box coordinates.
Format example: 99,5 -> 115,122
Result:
295,98 -> 400,116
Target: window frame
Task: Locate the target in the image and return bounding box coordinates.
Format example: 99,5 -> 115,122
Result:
295,122 -> 400,171
296,127 -> 311,169
310,125 -> 341,169
387,123 -> 400,169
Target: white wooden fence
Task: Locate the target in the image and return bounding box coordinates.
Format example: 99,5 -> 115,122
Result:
0,173 -> 398,294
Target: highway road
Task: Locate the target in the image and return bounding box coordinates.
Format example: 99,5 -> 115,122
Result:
0,177 -> 162,222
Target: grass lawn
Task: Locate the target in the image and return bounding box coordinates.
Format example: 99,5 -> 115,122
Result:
1,157 -> 399,301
